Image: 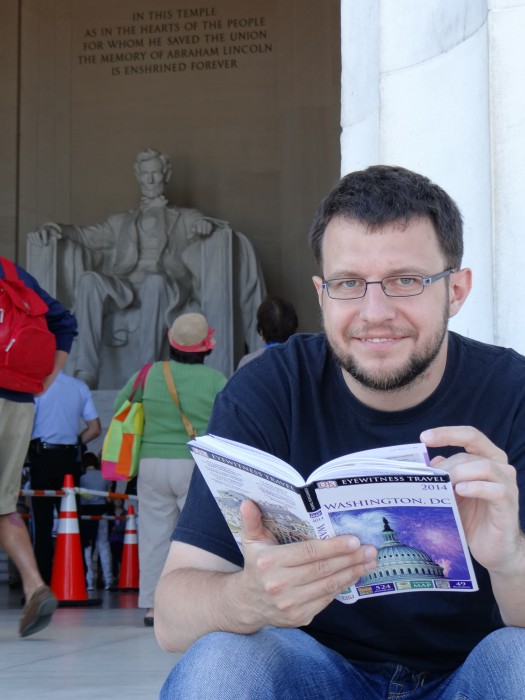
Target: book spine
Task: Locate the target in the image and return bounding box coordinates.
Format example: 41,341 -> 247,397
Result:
301,485 -> 320,513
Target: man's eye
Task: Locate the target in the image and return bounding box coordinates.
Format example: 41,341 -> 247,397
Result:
393,276 -> 418,287
341,279 -> 360,289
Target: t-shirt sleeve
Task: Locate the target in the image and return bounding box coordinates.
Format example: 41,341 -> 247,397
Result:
174,465 -> 244,567
81,385 -> 99,423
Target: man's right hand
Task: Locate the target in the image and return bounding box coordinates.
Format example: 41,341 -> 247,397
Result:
27,222 -> 63,247
154,500 -> 378,653
235,500 -> 378,630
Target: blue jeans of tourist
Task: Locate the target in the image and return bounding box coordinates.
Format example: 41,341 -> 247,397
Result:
159,625 -> 525,699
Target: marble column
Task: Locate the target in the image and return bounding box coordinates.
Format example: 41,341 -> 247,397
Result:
340,0 -> 495,344
488,0 -> 525,353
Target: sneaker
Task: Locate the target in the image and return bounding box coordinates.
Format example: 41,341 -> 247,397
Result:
19,585 -> 58,638
86,583 -> 94,591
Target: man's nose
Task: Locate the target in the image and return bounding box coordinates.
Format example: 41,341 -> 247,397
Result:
358,282 -> 396,322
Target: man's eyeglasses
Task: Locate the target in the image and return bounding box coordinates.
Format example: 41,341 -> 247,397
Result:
321,268 -> 457,300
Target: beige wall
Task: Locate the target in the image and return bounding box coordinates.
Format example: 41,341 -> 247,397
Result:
11,0 -> 340,331
0,1 -> 20,261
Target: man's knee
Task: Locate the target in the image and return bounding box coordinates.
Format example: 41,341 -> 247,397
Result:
460,627 -> 525,696
173,630 -> 282,679
161,629 -> 301,698
478,626 -> 525,665
160,632 -> 252,698
159,628 -> 347,700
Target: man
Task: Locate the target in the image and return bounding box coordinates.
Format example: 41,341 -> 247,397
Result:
154,165 -> 525,698
0,259 -> 77,637
236,295 -> 298,369
79,452 -> 112,591
29,371 -> 101,584
27,149 -> 220,388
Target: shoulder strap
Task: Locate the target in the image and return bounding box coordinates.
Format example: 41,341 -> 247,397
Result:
128,362 -> 153,402
162,361 -> 197,438
0,257 -> 19,282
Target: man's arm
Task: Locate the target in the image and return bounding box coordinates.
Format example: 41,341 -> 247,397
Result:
154,499 -> 377,653
154,542 -> 241,653
80,417 -> 102,445
421,426 -> 525,627
40,350 -> 70,394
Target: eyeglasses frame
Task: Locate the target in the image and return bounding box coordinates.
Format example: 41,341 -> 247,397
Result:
321,268 -> 457,300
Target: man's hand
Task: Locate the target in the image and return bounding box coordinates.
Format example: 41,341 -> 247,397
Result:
235,500 -> 377,630
27,222 -> 63,247
155,502 -> 377,652
37,350 -> 69,396
420,426 -> 523,576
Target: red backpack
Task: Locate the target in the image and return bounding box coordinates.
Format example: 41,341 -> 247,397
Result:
0,257 -> 56,393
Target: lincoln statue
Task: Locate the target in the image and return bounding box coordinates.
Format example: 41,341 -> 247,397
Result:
27,149 -> 265,388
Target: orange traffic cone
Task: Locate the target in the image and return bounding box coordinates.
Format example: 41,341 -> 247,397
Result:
118,504 -> 140,591
50,474 -> 90,605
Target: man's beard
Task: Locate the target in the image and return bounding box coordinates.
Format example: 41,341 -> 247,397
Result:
326,311 -> 449,392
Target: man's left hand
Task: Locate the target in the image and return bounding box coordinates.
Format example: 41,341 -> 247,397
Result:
420,426 -> 523,576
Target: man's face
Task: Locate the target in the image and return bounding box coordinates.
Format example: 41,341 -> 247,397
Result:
313,216 -> 467,401
136,157 -> 166,199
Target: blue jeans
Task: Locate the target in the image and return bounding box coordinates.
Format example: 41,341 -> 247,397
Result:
159,626 -> 525,699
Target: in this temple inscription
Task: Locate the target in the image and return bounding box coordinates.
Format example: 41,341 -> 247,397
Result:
76,7 -> 273,76
27,149 -> 266,389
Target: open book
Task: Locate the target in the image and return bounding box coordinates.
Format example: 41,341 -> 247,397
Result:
189,434 -> 478,604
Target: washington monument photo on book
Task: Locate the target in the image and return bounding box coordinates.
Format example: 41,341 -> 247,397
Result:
188,434 -> 478,604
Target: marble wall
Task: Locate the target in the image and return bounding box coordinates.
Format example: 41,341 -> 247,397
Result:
3,0 -> 341,333
0,0 -> 19,261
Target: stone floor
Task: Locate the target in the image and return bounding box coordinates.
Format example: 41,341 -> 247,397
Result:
0,583 -> 181,699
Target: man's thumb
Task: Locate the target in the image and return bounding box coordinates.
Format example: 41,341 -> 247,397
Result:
240,500 -> 273,544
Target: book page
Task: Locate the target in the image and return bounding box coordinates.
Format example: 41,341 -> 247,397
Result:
192,434 -> 306,485
189,443 -> 318,551
309,442 -> 431,482
313,473 -> 478,604
194,435 -> 432,486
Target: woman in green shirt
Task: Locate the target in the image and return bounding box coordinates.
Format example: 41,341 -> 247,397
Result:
114,313 -> 226,627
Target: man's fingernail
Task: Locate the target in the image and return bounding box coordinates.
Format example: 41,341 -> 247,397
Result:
363,546 -> 376,560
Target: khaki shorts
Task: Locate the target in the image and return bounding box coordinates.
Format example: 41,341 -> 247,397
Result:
0,399 -> 34,514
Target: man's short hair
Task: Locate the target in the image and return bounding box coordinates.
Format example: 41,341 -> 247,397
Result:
308,165 -> 463,273
257,295 -> 298,344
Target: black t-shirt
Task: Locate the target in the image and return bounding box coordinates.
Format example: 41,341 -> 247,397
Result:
174,331 -> 525,672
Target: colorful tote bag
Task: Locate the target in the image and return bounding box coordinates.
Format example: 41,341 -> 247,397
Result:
101,363 -> 152,481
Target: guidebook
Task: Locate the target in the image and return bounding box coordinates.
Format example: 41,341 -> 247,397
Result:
188,434 -> 478,604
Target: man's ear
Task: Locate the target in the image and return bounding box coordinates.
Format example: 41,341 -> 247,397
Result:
448,267 -> 472,318
312,276 -> 324,307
